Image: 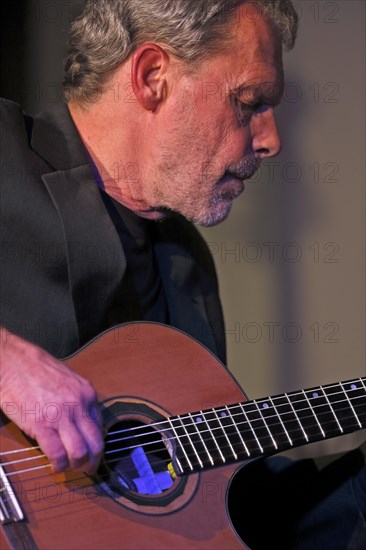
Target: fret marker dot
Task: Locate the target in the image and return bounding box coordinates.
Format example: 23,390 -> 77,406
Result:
220,412 -> 227,418
262,403 -> 269,409
195,417 -> 203,423
350,384 -> 357,390
312,392 -> 319,398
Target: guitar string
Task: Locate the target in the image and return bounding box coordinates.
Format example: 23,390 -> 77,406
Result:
0,391 -> 364,465
1,378 -> 365,473
102,402 -> 365,454
103,408 -> 361,460
1,404 -> 364,480
0,396 -> 363,463
0,378 -> 360,457
1,379 -> 363,461
3,398 -> 362,468
3,382 -> 365,484
0,419 -> 348,482
3,408 -> 362,482
2,420 -> 331,486
106,380 -> 366,438
105,393 -> 365,446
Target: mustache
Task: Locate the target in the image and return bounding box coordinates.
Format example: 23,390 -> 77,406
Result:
227,155 -> 261,180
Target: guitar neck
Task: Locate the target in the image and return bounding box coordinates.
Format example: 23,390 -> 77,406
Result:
168,377 -> 366,475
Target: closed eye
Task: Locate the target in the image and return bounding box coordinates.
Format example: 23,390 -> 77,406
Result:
234,98 -> 269,125
251,103 -> 271,114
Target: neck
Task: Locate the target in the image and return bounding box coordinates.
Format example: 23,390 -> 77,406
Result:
67,100 -> 158,219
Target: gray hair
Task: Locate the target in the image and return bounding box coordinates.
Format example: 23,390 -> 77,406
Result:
63,0 -> 298,104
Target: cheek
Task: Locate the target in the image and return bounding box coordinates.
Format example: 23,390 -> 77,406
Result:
207,103 -> 250,156
179,98 -> 250,170
205,133 -> 241,170
224,126 -> 252,160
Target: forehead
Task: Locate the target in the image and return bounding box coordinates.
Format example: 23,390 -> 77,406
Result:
199,11 -> 284,101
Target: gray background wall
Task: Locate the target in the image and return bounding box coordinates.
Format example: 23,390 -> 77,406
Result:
201,0 -> 366,458
1,0 -> 365,458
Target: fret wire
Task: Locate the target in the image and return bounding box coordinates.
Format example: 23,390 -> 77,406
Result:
253,400 -> 278,450
188,413 -> 214,466
166,417 -> 190,472
271,394 -> 364,420
258,379 -> 365,411
289,379 -> 363,402
172,408 -> 360,468
177,414 -> 203,469
226,405 -> 250,456
339,383 -> 362,428
269,396 -> 293,446
212,408 -> 237,460
302,389 -> 325,437
239,402 -> 263,453
360,379 -> 366,391
320,385 -> 343,433
237,393 -> 364,426
201,410 -> 226,464
285,393 -> 309,441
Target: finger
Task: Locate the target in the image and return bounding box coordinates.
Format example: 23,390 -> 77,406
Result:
58,422 -> 91,471
35,428 -> 69,473
74,405 -> 105,475
82,400 -> 103,430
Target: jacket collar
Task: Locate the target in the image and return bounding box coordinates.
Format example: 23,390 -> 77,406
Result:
30,101 -> 90,171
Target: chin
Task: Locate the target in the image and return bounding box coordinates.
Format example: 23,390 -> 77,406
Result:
154,198 -> 233,227
194,202 -> 233,227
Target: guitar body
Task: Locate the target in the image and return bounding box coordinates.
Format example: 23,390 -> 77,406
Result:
0,323 -> 248,549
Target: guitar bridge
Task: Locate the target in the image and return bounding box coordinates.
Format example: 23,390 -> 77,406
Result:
0,464 -> 24,524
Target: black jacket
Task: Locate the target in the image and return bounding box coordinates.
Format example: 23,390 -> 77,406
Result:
0,99 -> 226,363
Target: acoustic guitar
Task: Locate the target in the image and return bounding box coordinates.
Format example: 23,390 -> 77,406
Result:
1,322 -> 365,549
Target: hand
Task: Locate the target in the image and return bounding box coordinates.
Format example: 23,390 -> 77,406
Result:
0,328 -> 104,474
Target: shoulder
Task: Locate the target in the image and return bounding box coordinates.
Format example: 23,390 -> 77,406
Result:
0,99 -> 56,213
0,98 -> 34,153
0,98 -> 31,129
0,97 -> 23,118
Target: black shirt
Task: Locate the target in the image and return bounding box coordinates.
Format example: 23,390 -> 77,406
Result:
101,192 -> 169,327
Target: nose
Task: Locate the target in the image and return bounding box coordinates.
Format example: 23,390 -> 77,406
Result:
250,107 -> 281,158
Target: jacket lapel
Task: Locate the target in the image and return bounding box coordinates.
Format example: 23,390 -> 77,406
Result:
31,104 -> 126,346
42,167 -> 126,345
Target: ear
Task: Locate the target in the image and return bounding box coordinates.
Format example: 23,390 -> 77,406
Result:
131,44 -> 170,111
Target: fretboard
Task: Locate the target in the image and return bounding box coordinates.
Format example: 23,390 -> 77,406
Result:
166,377 -> 366,475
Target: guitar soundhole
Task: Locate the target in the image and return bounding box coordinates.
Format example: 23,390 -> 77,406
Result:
95,398 -> 199,514
103,419 -> 175,495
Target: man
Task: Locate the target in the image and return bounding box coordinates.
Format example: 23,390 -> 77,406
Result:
0,1 -> 364,548
1,0 -> 290,472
